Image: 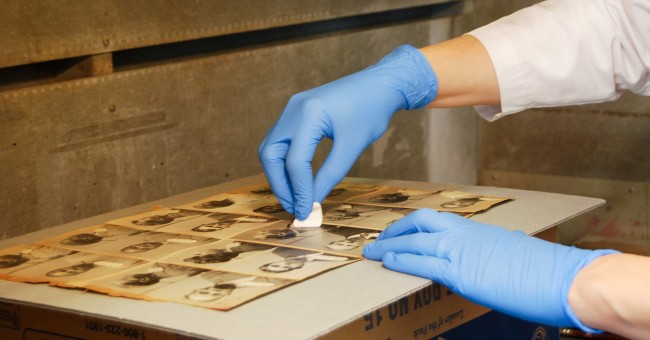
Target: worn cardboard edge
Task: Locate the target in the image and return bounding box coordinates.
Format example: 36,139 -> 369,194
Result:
0,296 -> 209,340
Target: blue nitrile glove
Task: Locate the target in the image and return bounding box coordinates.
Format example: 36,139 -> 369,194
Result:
258,45 -> 438,220
363,209 -> 619,332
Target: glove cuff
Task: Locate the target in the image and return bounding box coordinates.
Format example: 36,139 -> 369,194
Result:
370,45 -> 439,110
562,249 -> 621,334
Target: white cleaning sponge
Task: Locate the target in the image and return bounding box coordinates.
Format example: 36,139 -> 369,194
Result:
292,202 -> 323,228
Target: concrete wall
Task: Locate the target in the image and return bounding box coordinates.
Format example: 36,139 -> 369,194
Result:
6,0 -> 642,246
0,1 -> 465,239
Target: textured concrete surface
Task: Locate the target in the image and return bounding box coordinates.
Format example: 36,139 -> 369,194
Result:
0,0 -> 455,68
0,3 -> 465,239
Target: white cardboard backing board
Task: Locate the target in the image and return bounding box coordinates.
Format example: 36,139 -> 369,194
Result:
0,174 -> 604,339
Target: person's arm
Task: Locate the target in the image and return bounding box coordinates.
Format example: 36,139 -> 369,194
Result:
259,0 -> 649,219
569,253 -> 650,339
420,35 -> 500,108
467,0 -> 650,120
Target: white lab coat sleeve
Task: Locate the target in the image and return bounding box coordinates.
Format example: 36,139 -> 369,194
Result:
467,0 -> 650,121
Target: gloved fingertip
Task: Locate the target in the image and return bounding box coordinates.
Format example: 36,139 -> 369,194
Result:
297,196 -> 322,220
294,207 -> 310,221
382,251 -> 398,263
294,209 -> 308,221
362,243 -> 375,259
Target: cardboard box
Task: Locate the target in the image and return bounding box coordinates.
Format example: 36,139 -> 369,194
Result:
0,300 -> 182,340
321,284 -> 491,340
0,286 -> 558,340
0,175 -> 602,339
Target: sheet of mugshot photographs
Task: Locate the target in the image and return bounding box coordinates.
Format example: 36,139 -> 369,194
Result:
0,181 -> 511,311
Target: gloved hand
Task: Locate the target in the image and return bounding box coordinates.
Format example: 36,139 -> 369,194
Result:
258,45 -> 438,220
363,209 -> 619,332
